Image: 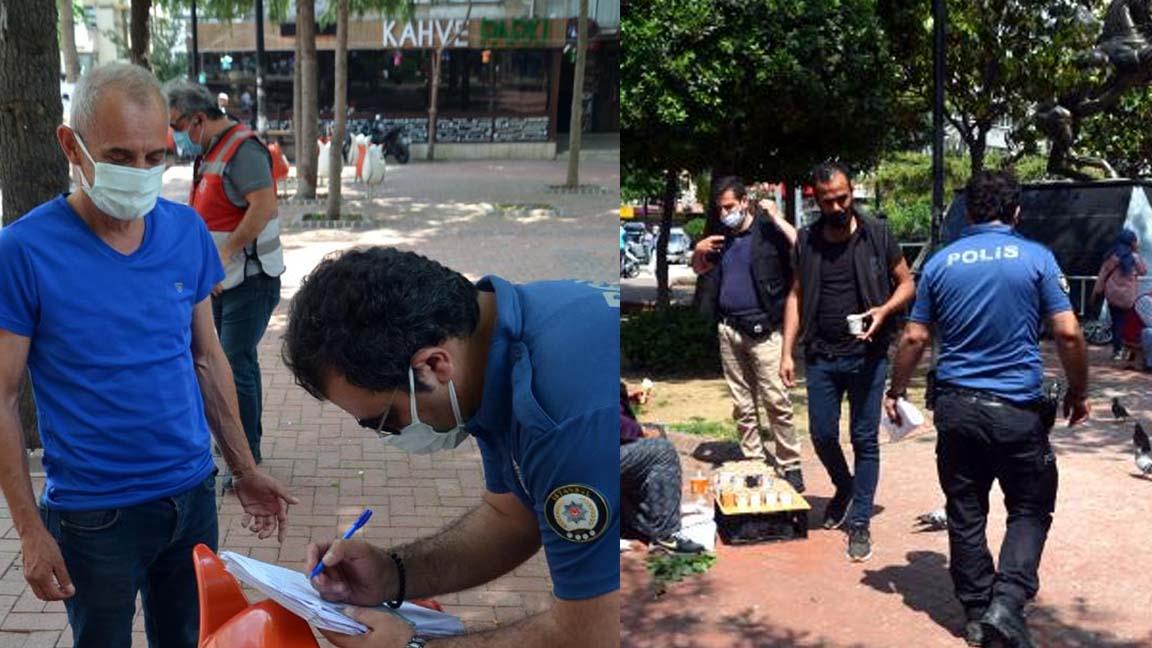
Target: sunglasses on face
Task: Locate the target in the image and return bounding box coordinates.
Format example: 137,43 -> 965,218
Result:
357,388 -> 402,437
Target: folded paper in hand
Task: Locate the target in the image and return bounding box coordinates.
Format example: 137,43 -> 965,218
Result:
220,551 -> 464,636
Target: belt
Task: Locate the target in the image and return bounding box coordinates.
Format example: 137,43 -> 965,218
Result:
936,384 -> 1040,411
720,314 -> 773,335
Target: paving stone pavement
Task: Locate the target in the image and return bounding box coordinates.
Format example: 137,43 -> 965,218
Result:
622,344 -> 1152,648
0,157 -> 617,646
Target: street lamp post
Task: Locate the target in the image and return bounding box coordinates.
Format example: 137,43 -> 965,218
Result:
255,0 -> 267,134
931,0 -> 946,249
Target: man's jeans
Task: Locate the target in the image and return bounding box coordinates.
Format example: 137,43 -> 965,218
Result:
620,438 -> 682,542
805,353 -> 887,528
212,273 -> 281,463
1142,327 -> 1152,369
934,391 -> 1057,612
39,474 -> 219,648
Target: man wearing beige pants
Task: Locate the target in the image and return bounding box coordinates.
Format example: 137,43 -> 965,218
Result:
693,177 -> 804,492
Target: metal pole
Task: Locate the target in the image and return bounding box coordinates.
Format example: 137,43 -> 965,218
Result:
255,0 -> 267,133
931,0 -> 946,248
190,0 -> 200,80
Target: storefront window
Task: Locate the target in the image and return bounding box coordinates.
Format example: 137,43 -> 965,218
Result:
492,50 -> 549,115
436,48 -> 549,116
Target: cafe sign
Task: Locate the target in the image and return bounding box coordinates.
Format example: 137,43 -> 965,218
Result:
382,19 -> 470,49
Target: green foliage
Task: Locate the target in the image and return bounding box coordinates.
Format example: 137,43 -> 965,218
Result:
646,552 -> 716,598
667,417 -> 736,441
1078,84 -> 1152,178
622,167 -> 663,203
620,307 -> 719,376
874,150 -> 1049,239
682,217 -> 706,241
623,0 -> 912,181
929,0 -> 1097,173
150,14 -> 188,83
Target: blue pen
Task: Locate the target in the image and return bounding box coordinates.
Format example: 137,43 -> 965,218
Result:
310,508 -> 373,579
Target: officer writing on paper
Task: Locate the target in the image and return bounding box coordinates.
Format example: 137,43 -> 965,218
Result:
0,63 -> 295,648
885,170 -> 1089,648
165,81 -> 285,488
282,248 -> 619,647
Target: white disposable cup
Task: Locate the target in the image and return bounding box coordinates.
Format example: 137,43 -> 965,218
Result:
749,490 -> 762,508
780,492 -> 793,506
764,491 -> 778,506
847,313 -> 867,335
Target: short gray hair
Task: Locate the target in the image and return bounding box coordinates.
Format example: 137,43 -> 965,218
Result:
71,63 -> 166,136
164,80 -> 225,120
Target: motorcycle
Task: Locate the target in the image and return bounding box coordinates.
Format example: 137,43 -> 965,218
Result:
620,252 -> 641,279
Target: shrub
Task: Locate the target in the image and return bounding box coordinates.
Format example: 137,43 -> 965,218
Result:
620,307 -> 720,375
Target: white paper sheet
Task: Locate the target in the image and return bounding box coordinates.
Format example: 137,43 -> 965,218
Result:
220,551 -> 465,637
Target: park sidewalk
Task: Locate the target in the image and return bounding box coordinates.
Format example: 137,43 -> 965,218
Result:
623,344 -> 1152,648
0,156 -> 618,647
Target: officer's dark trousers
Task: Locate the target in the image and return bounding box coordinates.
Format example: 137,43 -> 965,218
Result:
934,391 -> 1058,612
620,438 -> 682,542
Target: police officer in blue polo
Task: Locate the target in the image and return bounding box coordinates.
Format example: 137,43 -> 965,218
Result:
885,170 -> 1090,648
281,248 -> 619,648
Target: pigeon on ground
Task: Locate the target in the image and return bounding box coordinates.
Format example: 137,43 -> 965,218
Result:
914,508 -> 948,531
1135,422 -> 1152,475
1113,397 -> 1131,421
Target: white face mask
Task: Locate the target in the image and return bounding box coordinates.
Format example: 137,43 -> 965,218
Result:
379,367 -> 469,455
73,132 -> 165,221
721,207 -> 745,229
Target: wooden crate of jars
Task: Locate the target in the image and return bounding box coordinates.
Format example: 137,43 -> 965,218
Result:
713,460 -> 810,545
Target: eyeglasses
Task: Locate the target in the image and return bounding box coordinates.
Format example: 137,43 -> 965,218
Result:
357,388 -> 401,437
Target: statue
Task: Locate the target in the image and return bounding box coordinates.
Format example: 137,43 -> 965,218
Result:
1037,0 -> 1152,179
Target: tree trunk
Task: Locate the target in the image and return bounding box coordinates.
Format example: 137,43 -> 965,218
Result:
656,169 -> 675,311
324,0 -> 348,219
427,0 -> 473,161
129,0 -> 152,70
59,0 -> 80,82
294,0 -> 318,199
1,0 -> 71,449
293,20 -> 302,165
427,54 -> 441,161
969,129 -> 988,176
564,0 -> 588,187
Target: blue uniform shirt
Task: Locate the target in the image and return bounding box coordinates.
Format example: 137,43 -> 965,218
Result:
910,223 -> 1072,402
466,276 -> 620,601
0,196 -> 223,510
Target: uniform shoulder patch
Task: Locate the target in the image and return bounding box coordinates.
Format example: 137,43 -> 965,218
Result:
544,484 -> 609,543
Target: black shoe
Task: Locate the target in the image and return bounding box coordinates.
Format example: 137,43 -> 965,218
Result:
784,468 -> 806,493
981,599 -> 1034,648
822,489 -> 853,529
651,534 -> 706,555
964,606 -> 988,647
845,524 -> 872,562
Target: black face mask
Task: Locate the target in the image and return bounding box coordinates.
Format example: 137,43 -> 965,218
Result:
823,210 -> 851,229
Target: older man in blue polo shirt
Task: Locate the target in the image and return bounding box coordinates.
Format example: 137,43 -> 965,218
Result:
886,170 -> 1089,648
0,63 -> 294,648
282,247 -> 619,648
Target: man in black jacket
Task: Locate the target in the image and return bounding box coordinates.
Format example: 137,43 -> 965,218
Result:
780,162 -> 915,562
692,177 -> 803,491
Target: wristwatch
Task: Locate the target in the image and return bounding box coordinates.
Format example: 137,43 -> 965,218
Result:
405,636 -> 427,648
885,387 -> 906,400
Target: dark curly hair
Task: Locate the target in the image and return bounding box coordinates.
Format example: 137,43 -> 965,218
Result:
965,169 -> 1020,224
282,247 -> 480,400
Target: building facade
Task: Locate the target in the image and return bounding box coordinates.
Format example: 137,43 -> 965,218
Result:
194,0 -> 618,159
